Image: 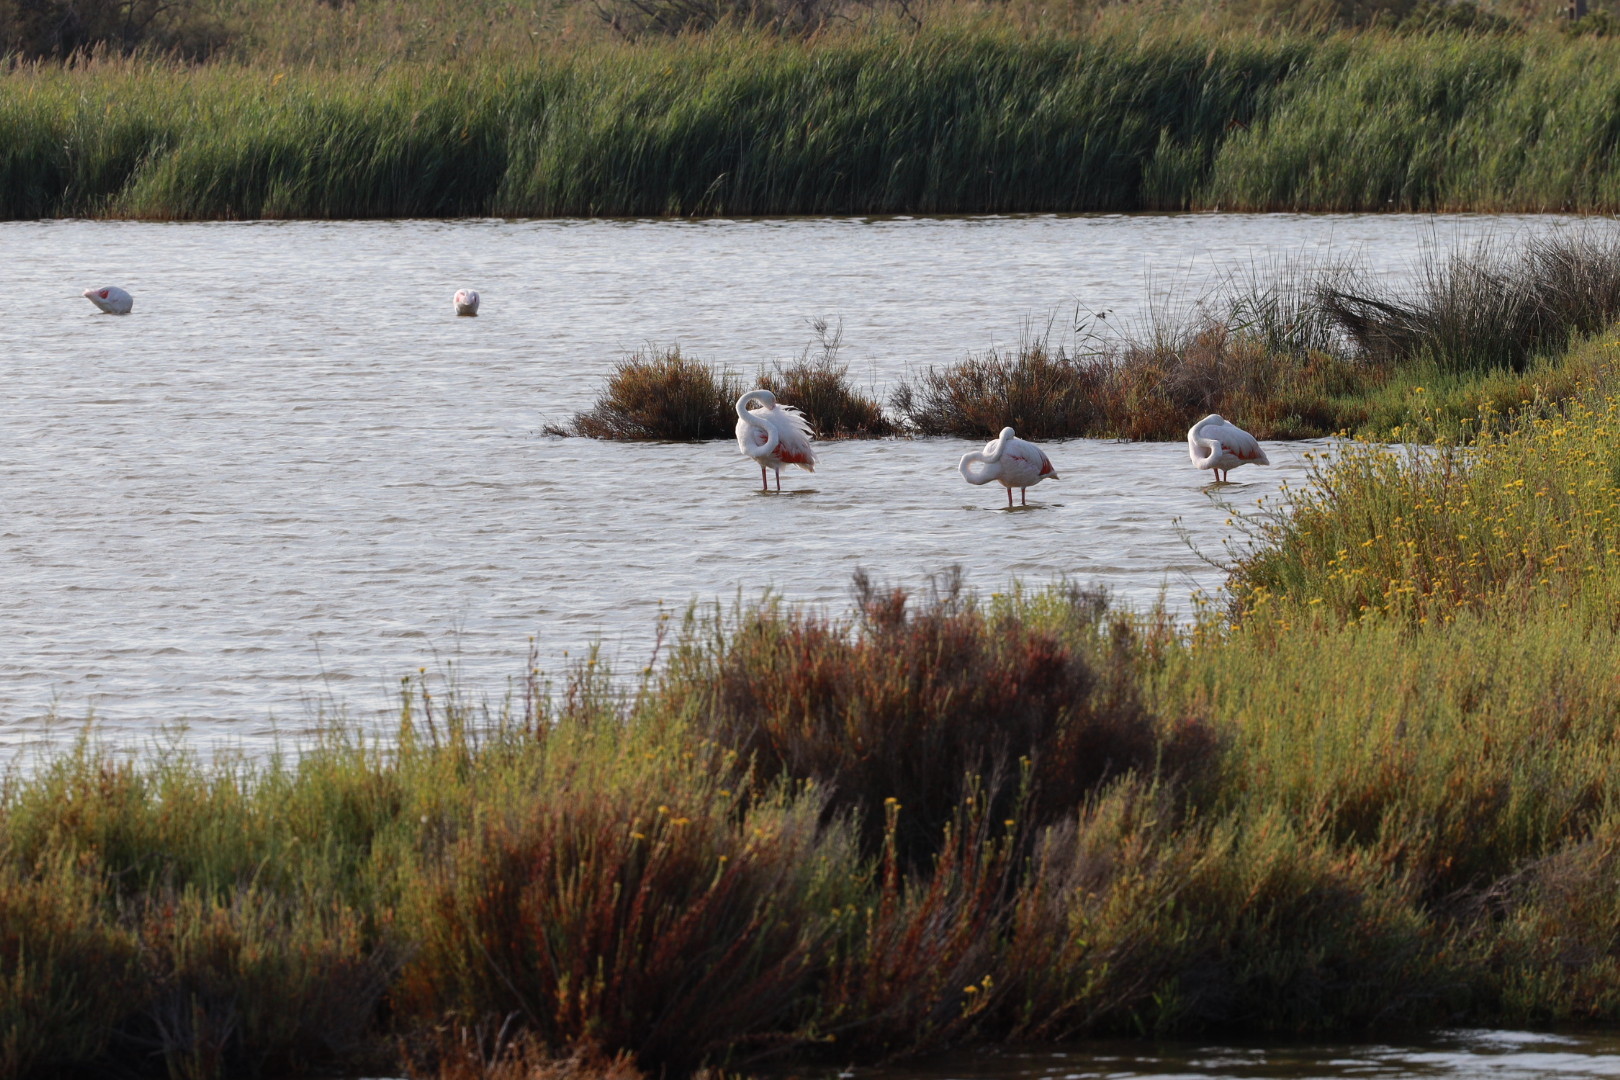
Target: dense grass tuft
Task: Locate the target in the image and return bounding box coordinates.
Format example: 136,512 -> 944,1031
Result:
553,347 -> 743,441
1321,232 -> 1620,374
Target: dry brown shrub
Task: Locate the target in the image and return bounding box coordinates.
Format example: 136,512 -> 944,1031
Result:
551,347 -> 742,441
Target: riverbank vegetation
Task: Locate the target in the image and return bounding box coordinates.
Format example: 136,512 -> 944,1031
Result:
9,7 -> 1620,217
10,326 -> 1620,1078
563,232 -> 1620,443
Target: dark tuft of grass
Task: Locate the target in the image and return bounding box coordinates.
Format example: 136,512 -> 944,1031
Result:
890,340 -> 1108,440
558,332 -> 896,441
1321,232 -> 1620,375
551,347 -> 743,441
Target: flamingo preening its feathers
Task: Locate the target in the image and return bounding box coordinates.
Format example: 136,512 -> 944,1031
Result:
958,426 -> 1058,507
83,286 -> 133,314
735,389 -> 817,492
454,289 -> 480,316
1187,413 -> 1270,482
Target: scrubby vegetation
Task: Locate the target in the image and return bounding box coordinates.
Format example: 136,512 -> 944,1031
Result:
890,231 -> 1620,440
554,330 -> 889,441
550,347 -> 743,440
13,323 -> 1620,1077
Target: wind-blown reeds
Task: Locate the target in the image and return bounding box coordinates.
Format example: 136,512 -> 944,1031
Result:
13,28 -> 1620,218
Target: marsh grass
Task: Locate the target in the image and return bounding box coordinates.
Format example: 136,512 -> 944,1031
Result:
892,234 -> 1620,442
14,26 -> 1620,218
1321,233 -> 1620,374
558,333 -> 894,441
553,347 -> 743,440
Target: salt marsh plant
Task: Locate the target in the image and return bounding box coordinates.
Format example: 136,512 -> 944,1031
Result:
757,321 -> 894,437
554,347 -> 743,440
10,28 -> 1620,217
559,334 -> 893,441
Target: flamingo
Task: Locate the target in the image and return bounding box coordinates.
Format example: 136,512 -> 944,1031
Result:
1187,413 -> 1270,482
959,426 -> 1059,507
735,389 -> 817,492
82,286 -> 133,314
454,289 -> 480,316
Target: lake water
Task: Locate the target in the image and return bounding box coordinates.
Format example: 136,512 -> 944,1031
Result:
0,213 -> 1600,750
848,1031 -> 1620,1080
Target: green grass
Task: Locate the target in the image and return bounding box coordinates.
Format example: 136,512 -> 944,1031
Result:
12,24 -> 1620,218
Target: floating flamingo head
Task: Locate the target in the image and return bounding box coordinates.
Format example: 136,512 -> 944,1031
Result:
82,286 -> 132,313
453,289 -> 480,315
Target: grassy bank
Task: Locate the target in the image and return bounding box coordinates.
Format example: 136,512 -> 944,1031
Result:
11,330 -> 1620,1077
10,24 -> 1620,218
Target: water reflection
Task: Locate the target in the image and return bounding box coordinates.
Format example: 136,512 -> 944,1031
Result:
852,1031 -> 1620,1079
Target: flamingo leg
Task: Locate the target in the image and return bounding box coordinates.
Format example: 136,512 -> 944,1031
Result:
1021,488 -> 1028,506
1006,487 -> 1013,508
760,465 -> 768,492
775,468 -> 781,492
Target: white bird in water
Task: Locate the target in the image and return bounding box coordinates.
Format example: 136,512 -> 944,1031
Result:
82,286 -> 133,314
735,389 -> 817,492
1187,413 -> 1270,482
453,289 -> 480,316
959,426 -> 1058,507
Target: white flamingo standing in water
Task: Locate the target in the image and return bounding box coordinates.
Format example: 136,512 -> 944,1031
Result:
959,426 -> 1058,507
453,289 -> 480,316
735,389 -> 817,492
82,286 -> 133,314
1187,413 -> 1270,482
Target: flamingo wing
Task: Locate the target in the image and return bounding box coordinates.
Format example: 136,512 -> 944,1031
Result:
1218,422 -> 1268,464
770,405 -> 818,469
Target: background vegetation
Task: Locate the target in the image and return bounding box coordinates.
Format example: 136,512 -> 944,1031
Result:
7,0 -> 1620,218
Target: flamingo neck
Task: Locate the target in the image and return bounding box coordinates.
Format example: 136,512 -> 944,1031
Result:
738,391 -> 780,459
959,452 -> 998,486
1191,434 -> 1220,470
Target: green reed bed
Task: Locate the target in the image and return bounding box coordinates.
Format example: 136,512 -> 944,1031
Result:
15,25 -> 1620,218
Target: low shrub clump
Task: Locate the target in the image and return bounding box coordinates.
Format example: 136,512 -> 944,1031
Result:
552,347 -> 742,440
661,572 -> 1213,866
756,323 -> 894,437
891,341 -> 1109,440
558,336 -> 893,441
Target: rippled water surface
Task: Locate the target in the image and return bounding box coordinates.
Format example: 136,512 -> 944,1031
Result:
0,213 -> 1596,748
848,1031 -> 1620,1080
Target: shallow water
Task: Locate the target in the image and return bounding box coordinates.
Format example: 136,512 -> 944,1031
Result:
0,213 -> 1598,749
849,1031 -> 1620,1080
